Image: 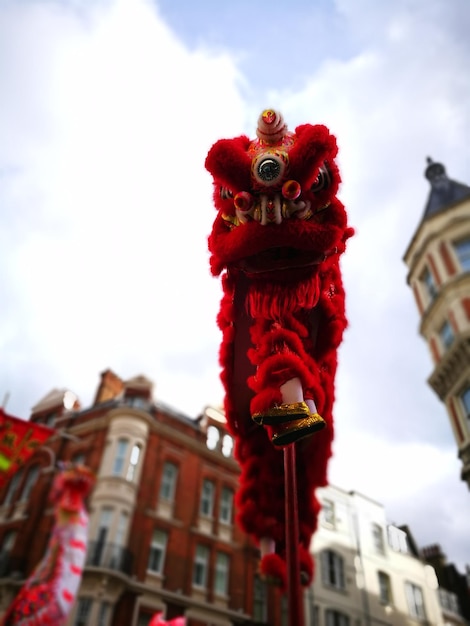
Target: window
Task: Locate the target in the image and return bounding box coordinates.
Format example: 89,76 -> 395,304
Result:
214,552 -> 230,596
253,575 -> 267,622
126,396 -> 147,409
321,550 -> 345,590
19,466 -> 39,502
219,487 -> 233,524
159,462 -> 178,502
112,439 -> 129,476
97,601 -> 111,626
372,523 -> 385,554
405,582 -> 426,620
72,452 -> 86,466
200,479 -> 215,517
73,597 -> 92,626
378,571 -> 392,605
2,470 -> 23,506
312,606 -> 320,626
193,544 -> 210,588
221,434 -> 233,457
388,525 -> 408,553
0,530 -> 17,575
421,267 -> 438,302
137,614 -> 154,626
92,507 -> 112,565
460,386 -> 470,420
326,610 -> 350,626
439,320 -> 455,350
206,425 -> 220,450
147,529 -> 168,574
438,589 -> 461,614
454,238 -> 470,272
126,444 -> 141,481
322,499 -> 336,527
115,511 -> 128,546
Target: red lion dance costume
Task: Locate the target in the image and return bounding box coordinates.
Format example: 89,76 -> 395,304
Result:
2,464 -> 95,626
206,110 -> 352,587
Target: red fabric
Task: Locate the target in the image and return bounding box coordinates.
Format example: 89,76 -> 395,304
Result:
0,409 -> 54,488
206,115 -> 352,585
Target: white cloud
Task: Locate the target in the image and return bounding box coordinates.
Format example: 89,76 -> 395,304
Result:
0,0 -> 245,415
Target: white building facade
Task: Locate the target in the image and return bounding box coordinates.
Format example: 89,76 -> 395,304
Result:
309,485 -> 451,626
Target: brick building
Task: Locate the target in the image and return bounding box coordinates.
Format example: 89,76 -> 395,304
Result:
1,370 -> 468,626
0,370 -> 274,626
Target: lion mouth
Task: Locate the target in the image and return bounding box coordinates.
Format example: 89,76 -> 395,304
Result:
236,246 -> 325,274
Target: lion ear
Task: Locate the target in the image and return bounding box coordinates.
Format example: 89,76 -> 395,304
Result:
205,135 -> 252,191
290,124 -> 339,187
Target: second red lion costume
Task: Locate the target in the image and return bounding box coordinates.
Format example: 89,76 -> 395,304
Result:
206,110 -> 353,586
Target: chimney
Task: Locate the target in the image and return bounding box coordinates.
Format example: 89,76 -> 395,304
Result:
93,370 -> 124,405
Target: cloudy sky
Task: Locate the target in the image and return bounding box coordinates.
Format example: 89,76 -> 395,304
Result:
1,0 -> 469,570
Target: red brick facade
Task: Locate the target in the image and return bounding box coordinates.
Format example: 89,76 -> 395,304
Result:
0,372 -> 282,626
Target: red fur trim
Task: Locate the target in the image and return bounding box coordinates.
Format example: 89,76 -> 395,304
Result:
207,115 -> 352,589
260,553 -> 287,590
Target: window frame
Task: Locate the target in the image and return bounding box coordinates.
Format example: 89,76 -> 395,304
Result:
159,461 -> 178,502
325,609 -> 350,626
460,386 -> 470,420
219,487 -> 233,524
2,470 -> 23,506
321,549 -> 345,591
378,571 -> 392,605
73,597 -> 93,626
454,237 -> 470,272
421,266 -> 438,303
214,551 -> 230,596
192,544 -> 210,588
439,319 -> 455,350
372,523 -> 385,555
322,499 -> 336,527
405,581 -> 426,620
112,439 -> 129,477
19,465 -> 39,502
200,479 -> 215,518
126,443 -> 142,481
147,528 -> 168,575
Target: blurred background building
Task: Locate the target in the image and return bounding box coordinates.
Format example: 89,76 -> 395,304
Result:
404,159 -> 470,488
0,369 -> 468,626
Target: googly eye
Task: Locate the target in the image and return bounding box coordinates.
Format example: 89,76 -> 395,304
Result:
311,164 -> 331,192
252,150 -> 288,187
220,186 -> 233,199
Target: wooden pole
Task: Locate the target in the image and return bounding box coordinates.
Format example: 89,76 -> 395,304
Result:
284,442 -> 304,626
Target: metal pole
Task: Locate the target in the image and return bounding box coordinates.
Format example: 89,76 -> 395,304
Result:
284,442 -> 304,626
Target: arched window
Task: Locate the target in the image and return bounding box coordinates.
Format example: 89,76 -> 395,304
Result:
0,530 -> 18,576
19,465 -> 39,501
206,426 -> 220,450
126,444 -> 141,481
221,434 -> 233,457
2,470 -> 23,506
